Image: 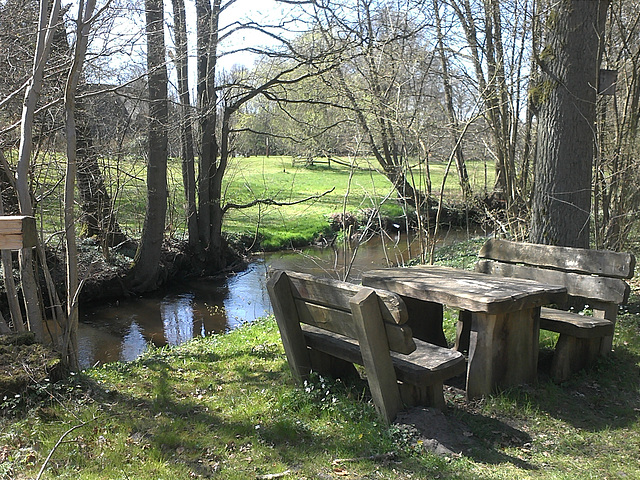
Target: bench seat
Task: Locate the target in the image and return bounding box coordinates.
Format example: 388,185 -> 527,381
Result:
302,324 -> 466,386
540,307 -> 615,339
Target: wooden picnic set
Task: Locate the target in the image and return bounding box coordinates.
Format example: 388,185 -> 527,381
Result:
267,238 -> 636,423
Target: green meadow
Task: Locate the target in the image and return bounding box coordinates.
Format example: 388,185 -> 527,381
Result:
27,154 -> 492,250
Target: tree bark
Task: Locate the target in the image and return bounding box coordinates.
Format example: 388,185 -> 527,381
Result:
171,0 -> 199,252
75,96 -> 128,248
61,0 -> 97,370
530,0 -> 610,247
130,0 -> 168,291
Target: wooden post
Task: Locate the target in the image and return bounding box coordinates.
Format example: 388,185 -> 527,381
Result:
0,216 -> 37,250
350,288 -> 403,425
266,270 -> 312,383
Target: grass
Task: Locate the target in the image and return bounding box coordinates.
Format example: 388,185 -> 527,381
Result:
16,151 -> 493,250
2,239 -> 639,479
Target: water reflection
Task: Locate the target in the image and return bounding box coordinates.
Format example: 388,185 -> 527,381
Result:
121,320 -> 146,362
78,231 -> 481,368
161,293 -> 195,345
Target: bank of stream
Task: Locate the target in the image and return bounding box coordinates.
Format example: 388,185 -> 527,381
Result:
77,230 -> 484,369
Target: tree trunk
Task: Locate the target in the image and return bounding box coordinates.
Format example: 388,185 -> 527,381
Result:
61,0 -> 96,370
196,0 -> 216,250
15,0 -> 61,342
130,0 -> 168,291
75,96 -> 127,248
171,0 -> 199,252
530,0 -> 610,247
434,0 -> 471,201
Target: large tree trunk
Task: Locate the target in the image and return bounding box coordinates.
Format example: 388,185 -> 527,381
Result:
130,0 -> 168,291
529,0 -> 610,247
195,0 -> 216,251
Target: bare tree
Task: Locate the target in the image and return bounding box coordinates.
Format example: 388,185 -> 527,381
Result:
14,0 -> 62,341
593,1 -> 640,250
60,0 -> 98,369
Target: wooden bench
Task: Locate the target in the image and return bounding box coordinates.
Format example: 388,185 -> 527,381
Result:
474,238 -> 635,382
267,270 -> 466,424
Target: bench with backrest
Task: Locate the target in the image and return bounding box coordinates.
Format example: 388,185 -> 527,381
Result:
267,270 -> 466,424
474,238 -> 635,382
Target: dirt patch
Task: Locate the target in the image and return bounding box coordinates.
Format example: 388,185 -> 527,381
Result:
394,406 -> 477,457
0,333 -> 64,399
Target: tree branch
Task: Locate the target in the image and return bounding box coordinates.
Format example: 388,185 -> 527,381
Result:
222,187 -> 335,214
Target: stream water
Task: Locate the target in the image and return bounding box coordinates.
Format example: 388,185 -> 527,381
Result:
77,230 -> 480,369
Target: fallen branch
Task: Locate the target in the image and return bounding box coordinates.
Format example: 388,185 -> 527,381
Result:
36,419 -> 95,480
223,187 -> 335,214
256,470 -> 291,479
331,451 -> 396,466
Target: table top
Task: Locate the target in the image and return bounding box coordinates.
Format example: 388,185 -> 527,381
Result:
362,265 -> 567,315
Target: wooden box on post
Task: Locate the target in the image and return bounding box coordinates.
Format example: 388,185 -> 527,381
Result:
0,216 -> 37,250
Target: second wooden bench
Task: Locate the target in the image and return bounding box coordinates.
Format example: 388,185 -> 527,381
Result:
267,270 -> 466,424
474,239 -> 635,382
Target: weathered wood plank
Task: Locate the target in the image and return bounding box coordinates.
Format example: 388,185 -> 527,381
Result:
350,288 -> 403,424
476,259 -> 630,304
286,271 -> 408,324
550,335 -> 603,383
466,308 -> 540,399
539,307 -> 614,338
479,238 -> 636,279
294,299 -> 416,354
266,271 -> 312,382
0,216 -> 37,250
363,266 -> 567,315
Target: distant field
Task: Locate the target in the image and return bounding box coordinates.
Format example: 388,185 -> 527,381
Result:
219,156 -> 492,249
27,153 -> 493,249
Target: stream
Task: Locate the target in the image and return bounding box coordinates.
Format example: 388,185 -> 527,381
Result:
77,230 -> 480,369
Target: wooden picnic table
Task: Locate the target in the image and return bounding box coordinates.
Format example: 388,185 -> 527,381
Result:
362,265 -> 567,399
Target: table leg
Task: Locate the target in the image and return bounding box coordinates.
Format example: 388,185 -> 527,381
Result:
401,296 -> 447,347
455,310 -> 472,353
466,307 -> 540,399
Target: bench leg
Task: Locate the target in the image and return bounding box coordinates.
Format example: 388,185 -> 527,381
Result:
455,310 -> 472,353
399,381 -> 445,410
592,303 -> 618,356
550,335 -> 602,383
402,297 -> 447,347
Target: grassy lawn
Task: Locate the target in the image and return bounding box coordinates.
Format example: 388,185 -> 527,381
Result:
2,239 -> 639,479
24,152 -> 492,250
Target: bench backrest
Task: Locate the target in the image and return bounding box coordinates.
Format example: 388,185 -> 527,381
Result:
267,270 -> 416,355
476,239 -> 636,307
267,269 -> 413,424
